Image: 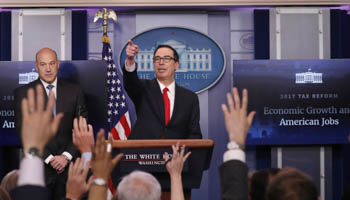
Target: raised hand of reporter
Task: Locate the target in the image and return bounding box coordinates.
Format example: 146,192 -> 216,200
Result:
221,87 -> 255,148
73,116 -> 94,153
91,130 -> 122,181
21,84 -> 63,153
66,157 -> 92,200
164,143 -> 191,177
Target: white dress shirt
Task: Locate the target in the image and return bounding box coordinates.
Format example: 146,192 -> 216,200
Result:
40,78 -> 73,164
125,62 -> 176,119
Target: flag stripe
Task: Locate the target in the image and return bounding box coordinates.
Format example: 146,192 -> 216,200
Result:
120,115 -> 131,138
109,128 -> 120,140
116,122 -> 127,140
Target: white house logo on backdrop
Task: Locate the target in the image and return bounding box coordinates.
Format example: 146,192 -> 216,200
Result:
136,40 -> 212,72
119,27 -> 225,94
295,68 -> 323,84
18,69 -> 38,84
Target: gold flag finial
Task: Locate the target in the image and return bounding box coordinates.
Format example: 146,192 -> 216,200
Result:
94,8 -> 117,34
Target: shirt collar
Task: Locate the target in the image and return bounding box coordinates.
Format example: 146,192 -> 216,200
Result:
40,78 -> 57,90
157,80 -> 175,95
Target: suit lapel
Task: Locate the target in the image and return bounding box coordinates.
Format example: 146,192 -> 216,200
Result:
150,79 -> 165,125
169,84 -> 181,125
56,80 -> 64,114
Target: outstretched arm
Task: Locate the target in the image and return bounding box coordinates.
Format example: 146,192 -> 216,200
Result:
164,143 -> 191,200
219,87 -> 255,200
88,130 -> 123,200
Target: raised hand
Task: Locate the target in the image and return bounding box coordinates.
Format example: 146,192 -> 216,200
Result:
66,157 -> 92,200
73,116 -> 94,153
21,84 -> 63,152
91,130 -> 123,181
125,40 -> 139,67
221,87 -> 255,148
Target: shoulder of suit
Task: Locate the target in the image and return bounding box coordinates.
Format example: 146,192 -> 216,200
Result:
57,79 -> 80,88
15,79 -> 41,92
175,84 -> 197,97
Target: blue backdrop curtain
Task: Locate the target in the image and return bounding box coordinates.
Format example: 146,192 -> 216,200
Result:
72,10 -> 87,60
253,9 -> 271,170
0,11 -> 11,61
254,10 -> 270,60
330,9 -> 350,200
0,11 -> 13,182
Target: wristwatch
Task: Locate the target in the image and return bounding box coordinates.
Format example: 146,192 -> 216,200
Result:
227,141 -> 245,150
92,178 -> 108,187
24,147 -> 43,158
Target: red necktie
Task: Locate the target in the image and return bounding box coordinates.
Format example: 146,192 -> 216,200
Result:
163,88 -> 170,126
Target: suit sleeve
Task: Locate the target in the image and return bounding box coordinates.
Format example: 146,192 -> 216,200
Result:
219,160 -> 249,200
11,185 -> 49,200
122,64 -> 144,108
187,95 -> 202,139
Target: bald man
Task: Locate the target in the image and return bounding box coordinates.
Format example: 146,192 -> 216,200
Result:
14,48 -> 88,200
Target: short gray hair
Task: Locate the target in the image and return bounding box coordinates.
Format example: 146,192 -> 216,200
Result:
116,171 -> 161,200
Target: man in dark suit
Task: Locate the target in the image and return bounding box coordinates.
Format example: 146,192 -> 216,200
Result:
123,40 -> 202,139
219,87 -> 255,200
14,47 -> 87,200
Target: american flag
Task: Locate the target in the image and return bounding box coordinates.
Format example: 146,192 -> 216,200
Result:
103,34 -> 131,140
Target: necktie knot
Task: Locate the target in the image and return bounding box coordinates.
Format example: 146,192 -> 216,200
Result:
47,84 -> 54,90
163,87 -> 168,94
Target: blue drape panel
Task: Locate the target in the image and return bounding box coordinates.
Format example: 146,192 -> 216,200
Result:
330,9 -> 350,200
254,10 -> 269,60
253,9 -> 271,170
72,10 -> 87,60
0,12 -> 11,61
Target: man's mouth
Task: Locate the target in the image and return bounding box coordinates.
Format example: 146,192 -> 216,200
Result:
157,68 -> 167,72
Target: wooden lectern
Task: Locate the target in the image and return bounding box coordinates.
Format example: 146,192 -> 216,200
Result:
111,139 -> 214,200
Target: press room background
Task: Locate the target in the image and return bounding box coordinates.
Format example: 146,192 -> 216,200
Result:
1,7 -> 350,200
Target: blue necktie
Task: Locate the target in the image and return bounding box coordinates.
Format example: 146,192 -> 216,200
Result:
46,84 -> 56,116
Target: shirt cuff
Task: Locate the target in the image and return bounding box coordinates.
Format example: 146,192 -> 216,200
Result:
82,152 -> 92,168
62,152 -> 73,161
44,154 -> 54,164
223,149 -> 246,163
125,62 -> 136,72
18,157 -> 45,187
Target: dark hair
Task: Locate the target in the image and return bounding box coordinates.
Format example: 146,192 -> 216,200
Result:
153,45 -> 179,62
266,168 -> 318,200
250,168 -> 280,200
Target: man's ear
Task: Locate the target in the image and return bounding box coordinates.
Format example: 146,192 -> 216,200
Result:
35,64 -> 39,72
175,62 -> 179,71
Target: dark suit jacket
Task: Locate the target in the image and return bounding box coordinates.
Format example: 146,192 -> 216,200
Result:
14,79 -> 87,184
219,160 -> 249,200
123,66 -> 202,139
10,185 -> 49,200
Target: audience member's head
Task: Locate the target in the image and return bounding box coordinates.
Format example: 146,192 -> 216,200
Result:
0,170 -> 18,193
115,171 -> 161,200
250,168 -> 280,200
266,168 -> 319,200
0,186 -> 11,200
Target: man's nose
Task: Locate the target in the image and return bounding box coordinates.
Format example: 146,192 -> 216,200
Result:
45,65 -> 52,71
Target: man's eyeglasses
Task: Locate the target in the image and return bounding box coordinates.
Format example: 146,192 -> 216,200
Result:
153,56 -> 176,63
